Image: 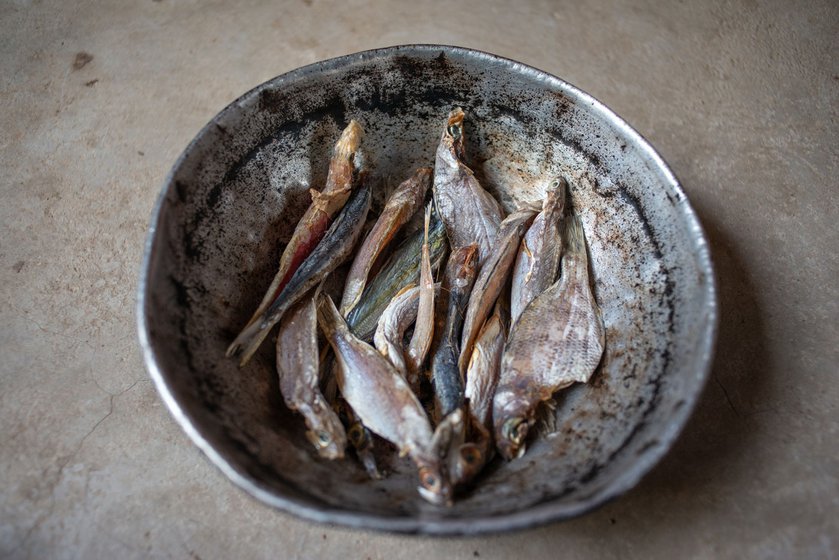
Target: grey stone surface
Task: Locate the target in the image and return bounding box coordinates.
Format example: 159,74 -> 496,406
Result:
0,0 -> 836,558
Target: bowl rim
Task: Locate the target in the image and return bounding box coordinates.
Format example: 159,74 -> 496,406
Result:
136,44 -> 718,535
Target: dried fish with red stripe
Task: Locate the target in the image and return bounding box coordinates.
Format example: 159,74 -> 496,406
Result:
317,293 -> 451,506
341,167 -> 432,316
510,178 -> 567,325
227,121 -> 364,362
459,207 -> 537,374
230,180 -> 371,365
432,108 -> 503,264
493,215 -> 605,460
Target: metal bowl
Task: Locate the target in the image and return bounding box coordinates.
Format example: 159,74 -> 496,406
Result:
137,45 -> 716,535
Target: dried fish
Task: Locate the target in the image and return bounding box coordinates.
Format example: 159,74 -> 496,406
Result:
405,206 -> 436,378
510,178 -> 566,325
373,283 -> 440,385
276,293 -> 346,459
430,245 -> 479,421
332,397 -> 381,479
341,167 -> 432,316
227,121 -> 364,360
231,180 -> 371,366
432,108 -> 503,264
458,207 -> 537,374
345,203 -> 447,341
493,215 -> 605,460
452,302 -> 507,486
317,293 -> 451,505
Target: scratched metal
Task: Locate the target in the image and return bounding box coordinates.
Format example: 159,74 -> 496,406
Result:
137,45 -> 717,535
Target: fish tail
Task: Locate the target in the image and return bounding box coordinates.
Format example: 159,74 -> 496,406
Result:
316,292 -> 346,339
564,214 -> 587,257
225,317 -> 272,367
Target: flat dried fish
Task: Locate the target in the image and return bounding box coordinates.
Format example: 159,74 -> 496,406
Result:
317,293 -> 451,505
231,180 -> 371,365
493,215 -> 605,460
341,167 -> 431,315
458,207 -> 537,374
510,178 -> 566,325
276,293 -> 346,459
227,121 -> 363,360
432,108 -> 503,264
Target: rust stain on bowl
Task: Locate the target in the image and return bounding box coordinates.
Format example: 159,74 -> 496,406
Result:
137,45 -> 716,535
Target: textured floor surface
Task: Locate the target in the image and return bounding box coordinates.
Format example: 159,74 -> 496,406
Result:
1,0 -> 837,558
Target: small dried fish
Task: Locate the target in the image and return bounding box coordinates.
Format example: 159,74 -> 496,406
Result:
452,302 -> 507,486
346,204 -> 447,341
458,207 -> 537,374
276,293 -> 346,459
433,108 -> 503,264
373,283 -> 440,385
231,180 -> 371,366
341,167 -> 432,316
510,178 -> 567,325
227,121 -> 364,360
406,206 -> 436,378
465,301 -> 506,430
317,293 -> 451,506
493,215 -> 605,460
332,397 -> 381,479
431,244 -> 479,421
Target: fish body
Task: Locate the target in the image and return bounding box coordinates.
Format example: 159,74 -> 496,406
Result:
493,215 -> 605,460
231,181 -> 371,365
373,283 -> 440,383
431,245 -> 478,421
317,293 -> 451,505
432,108 -> 502,264
346,204 -> 446,341
452,302 -> 507,486
276,294 -> 346,459
459,208 -> 537,374
406,206 -> 436,379
227,121 -> 363,360
511,178 -> 566,325
341,167 -> 431,315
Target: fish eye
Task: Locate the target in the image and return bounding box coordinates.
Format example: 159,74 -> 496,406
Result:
460,446 -> 481,466
447,124 -> 462,140
419,467 -> 440,490
348,424 -> 367,448
502,418 -> 526,444
316,431 -> 331,446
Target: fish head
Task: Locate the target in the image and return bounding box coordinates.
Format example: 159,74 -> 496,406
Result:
497,416 -> 531,460
451,442 -> 486,486
347,422 -> 372,453
442,107 -> 466,160
305,427 -> 345,460
417,460 -> 453,507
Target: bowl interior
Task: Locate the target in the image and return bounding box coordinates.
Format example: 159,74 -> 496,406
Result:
140,46 -> 715,533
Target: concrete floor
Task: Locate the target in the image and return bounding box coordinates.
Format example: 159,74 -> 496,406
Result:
1,0 -> 837,558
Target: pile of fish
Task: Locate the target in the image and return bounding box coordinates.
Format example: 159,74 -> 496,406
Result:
226,109 -> 605,506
